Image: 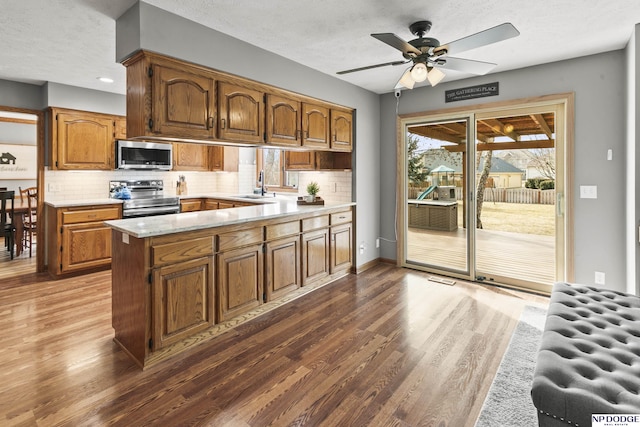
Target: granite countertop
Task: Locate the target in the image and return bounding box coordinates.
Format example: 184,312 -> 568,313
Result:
105,200 -> 355,238
45,199 -> 124,208
44,193 -> 287,208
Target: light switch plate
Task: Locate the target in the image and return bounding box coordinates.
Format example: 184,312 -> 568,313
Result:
580,185 -> 597,199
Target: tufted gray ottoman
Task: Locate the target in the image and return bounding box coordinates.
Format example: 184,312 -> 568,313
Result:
531,282 -> 640,426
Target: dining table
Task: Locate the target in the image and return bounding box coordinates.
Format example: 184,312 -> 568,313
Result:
10,198 -> 31,257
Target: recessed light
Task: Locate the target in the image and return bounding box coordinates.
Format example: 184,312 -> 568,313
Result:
97,77 -> 114,83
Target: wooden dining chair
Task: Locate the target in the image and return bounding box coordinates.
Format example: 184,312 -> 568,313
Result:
19,187 -> 37,257
0,190 -> 16,260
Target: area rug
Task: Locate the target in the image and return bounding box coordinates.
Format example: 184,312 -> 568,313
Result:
474,305 -> 547,427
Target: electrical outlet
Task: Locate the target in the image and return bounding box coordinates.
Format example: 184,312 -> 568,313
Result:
331,182 -> 337,192
595,271 -> 605,285
376,238 -> 380,248
359,244 -> 364,255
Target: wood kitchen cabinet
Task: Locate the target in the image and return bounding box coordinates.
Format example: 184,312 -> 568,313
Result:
216,227 -> 264,322
302,103 -> 330,149
210,145 -> 239,172
284,150 -> 352,171
264,220 -> 301,301
152,257 -> 215,350
330,211 -> 353,274
115,116 -> 127,140
49,108 -> 116,170
180,199 -> 203,212
266,94 -> 301,147
218,81 -> 264,143
173,143 -> 210,171
47,203 -> 122,277
301,215 -> 330,285
331,109 -> 353,152
152,63 -> 217,139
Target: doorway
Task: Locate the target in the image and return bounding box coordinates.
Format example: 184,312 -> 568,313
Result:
399,94 -> 572,293
0,106 -> 45,278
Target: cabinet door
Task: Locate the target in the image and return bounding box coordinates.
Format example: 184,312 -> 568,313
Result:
203,200 -> 219,210
218,82 -> 264,143
61,222 -> 113,272
210,146 -> 239,172
152,257 -> 215,350
331,109 -> 353,152
284,151 -> 315,170
330,223 -> 352,274
217,243 -> 264,321
152,64 -> 216,139
301,228 -> 330,285
180,199 -> 202,212
174,143 -> 209,171
114,116 -> 127,140
266,94 -> 301,146
302,103 -> 330,149
55,112 -> 114,170
265,235 -> 300,301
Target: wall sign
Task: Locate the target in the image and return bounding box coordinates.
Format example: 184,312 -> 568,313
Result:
445,82 -> 499,103
0,143 -> 36,179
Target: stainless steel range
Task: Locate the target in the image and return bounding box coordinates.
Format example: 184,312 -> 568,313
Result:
109,179 -> 180,218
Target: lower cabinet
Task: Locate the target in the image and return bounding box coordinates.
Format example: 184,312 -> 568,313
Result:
180,199 -> 203,212
217,243 -> 264,322
302,227 -> 330,285
330,223 -> 352,274
47,204 -> 122,277
265,234 -> 301,300
152,257 -> 215,350
110,206 -> 353,368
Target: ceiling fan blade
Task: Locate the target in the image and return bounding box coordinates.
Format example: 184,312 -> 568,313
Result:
337,60 -> 408,75
437,57 -> 496,75
371,33 -> 422,56
438,23 -> 519,56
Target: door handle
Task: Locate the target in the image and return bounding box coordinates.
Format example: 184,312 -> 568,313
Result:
221,118 -> 226,129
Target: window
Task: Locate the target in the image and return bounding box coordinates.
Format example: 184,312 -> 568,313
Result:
257,148 -> 298,191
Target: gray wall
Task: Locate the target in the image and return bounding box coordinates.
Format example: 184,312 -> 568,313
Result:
626,24 -> 640,294
117,2 -> 382,267
43,82 -> 125,115
380,51 -> 629,292
0,79 -> 44,110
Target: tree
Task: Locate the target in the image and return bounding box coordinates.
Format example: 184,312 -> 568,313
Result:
525,148 -> 555,180
407,134 -> 428,185
476,151 -> 493,229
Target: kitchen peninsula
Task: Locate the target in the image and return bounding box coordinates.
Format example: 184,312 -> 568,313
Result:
106,200 -> 354,368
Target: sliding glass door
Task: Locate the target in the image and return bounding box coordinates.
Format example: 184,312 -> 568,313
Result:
400,98 -> 569,292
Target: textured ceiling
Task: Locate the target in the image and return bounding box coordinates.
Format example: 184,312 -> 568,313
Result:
0,0 -> 638,95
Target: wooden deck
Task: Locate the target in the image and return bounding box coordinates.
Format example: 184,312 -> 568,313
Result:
407,226 -> 555,288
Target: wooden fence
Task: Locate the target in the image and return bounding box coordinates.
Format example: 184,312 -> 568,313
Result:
408,186 -> 556,205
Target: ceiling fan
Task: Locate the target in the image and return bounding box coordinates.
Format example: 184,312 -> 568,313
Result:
337,20 -> 519,90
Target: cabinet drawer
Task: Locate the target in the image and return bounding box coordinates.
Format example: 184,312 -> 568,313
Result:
217,227 -> 263,252
152,237 -> 214,267
302,215 -> 329,232
266,220 -> 300,240
180,199 -> 202,212
330,210 -> 352,225
61,206 -> 121,224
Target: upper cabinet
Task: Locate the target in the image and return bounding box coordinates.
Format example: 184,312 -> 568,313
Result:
173,142 -> 210,171
122,51 -> 353,152
152,64 -> 216,139
331,109 -> 353,152
302,103 -> 330,150
265,94 -> 301,147
49,107 -> 117,170
217,82 -> 264,143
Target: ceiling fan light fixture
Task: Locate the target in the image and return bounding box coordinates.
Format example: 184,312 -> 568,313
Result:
410,62 -> 428,82
427,67 -> 446,86
396,68 -> 415,89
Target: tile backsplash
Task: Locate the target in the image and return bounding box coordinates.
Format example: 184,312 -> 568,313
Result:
44,168 -> 352,203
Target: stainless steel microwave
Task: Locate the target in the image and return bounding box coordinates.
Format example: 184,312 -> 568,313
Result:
116,140 -> 172,171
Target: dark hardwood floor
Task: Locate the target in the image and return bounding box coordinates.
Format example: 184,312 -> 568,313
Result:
0,263 -> 548,426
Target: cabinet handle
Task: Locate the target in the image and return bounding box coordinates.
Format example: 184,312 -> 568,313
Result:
87,214 -> 97,219
207,116 -> 214,129
296,129 -> 301,140
221,118 -> 226,129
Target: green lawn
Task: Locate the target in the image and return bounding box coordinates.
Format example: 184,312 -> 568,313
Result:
460,201 -> 555,236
